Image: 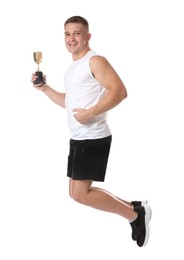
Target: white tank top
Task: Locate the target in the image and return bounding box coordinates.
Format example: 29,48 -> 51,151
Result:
64,50 -> 111,140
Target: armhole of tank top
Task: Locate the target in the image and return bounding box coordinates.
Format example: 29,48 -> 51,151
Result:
89,54 -> 100,79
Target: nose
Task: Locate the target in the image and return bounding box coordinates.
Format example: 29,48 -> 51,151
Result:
69,33 -> 76,41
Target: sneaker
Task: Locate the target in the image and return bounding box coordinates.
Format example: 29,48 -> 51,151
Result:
131,200 -> 149,241
130,204 -> 151,247
131,200 -> 148,207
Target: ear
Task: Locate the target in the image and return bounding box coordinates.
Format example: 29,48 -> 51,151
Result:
87,33 -> 91,41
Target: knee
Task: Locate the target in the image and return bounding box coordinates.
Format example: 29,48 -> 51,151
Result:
69,189 -> 86,204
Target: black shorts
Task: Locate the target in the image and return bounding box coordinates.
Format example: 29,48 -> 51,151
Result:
67,135 -> 112,182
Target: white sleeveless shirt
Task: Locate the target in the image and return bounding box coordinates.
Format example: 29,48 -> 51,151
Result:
64,50 -> 111,140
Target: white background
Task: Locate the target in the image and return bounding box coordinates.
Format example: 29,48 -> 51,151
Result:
0,0 -> 183,259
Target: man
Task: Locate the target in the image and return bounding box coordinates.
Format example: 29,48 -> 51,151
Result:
32,15 -> 151,247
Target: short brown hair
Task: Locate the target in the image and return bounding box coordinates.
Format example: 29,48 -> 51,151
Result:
64,16 -> 89,32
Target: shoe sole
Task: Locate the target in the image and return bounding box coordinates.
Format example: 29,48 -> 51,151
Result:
142,204 -> 152,247
142,201 -> 152,220
141,200 -> 148,206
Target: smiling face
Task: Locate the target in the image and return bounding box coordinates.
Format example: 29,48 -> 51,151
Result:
64,22 -> 91,60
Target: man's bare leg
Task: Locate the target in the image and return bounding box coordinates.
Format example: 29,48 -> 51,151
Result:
69,179 -> 137,221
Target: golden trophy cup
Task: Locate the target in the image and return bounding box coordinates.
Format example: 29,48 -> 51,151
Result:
33,51 -> 45,84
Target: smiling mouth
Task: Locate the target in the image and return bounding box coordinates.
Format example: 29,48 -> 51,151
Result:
68,43 -> 78,47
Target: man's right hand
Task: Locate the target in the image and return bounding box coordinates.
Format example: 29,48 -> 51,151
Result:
31,73 -> 47,91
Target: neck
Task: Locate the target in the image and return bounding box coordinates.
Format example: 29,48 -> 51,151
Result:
72,47 -> 91,61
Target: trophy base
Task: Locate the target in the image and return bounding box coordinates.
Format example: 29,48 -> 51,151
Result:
33,80 -> 46,84
33,71 -> 45,85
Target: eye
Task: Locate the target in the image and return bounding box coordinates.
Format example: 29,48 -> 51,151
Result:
74,32 -> 80,36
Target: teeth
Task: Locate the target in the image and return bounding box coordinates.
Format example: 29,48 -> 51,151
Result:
69,43 -> 77,46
